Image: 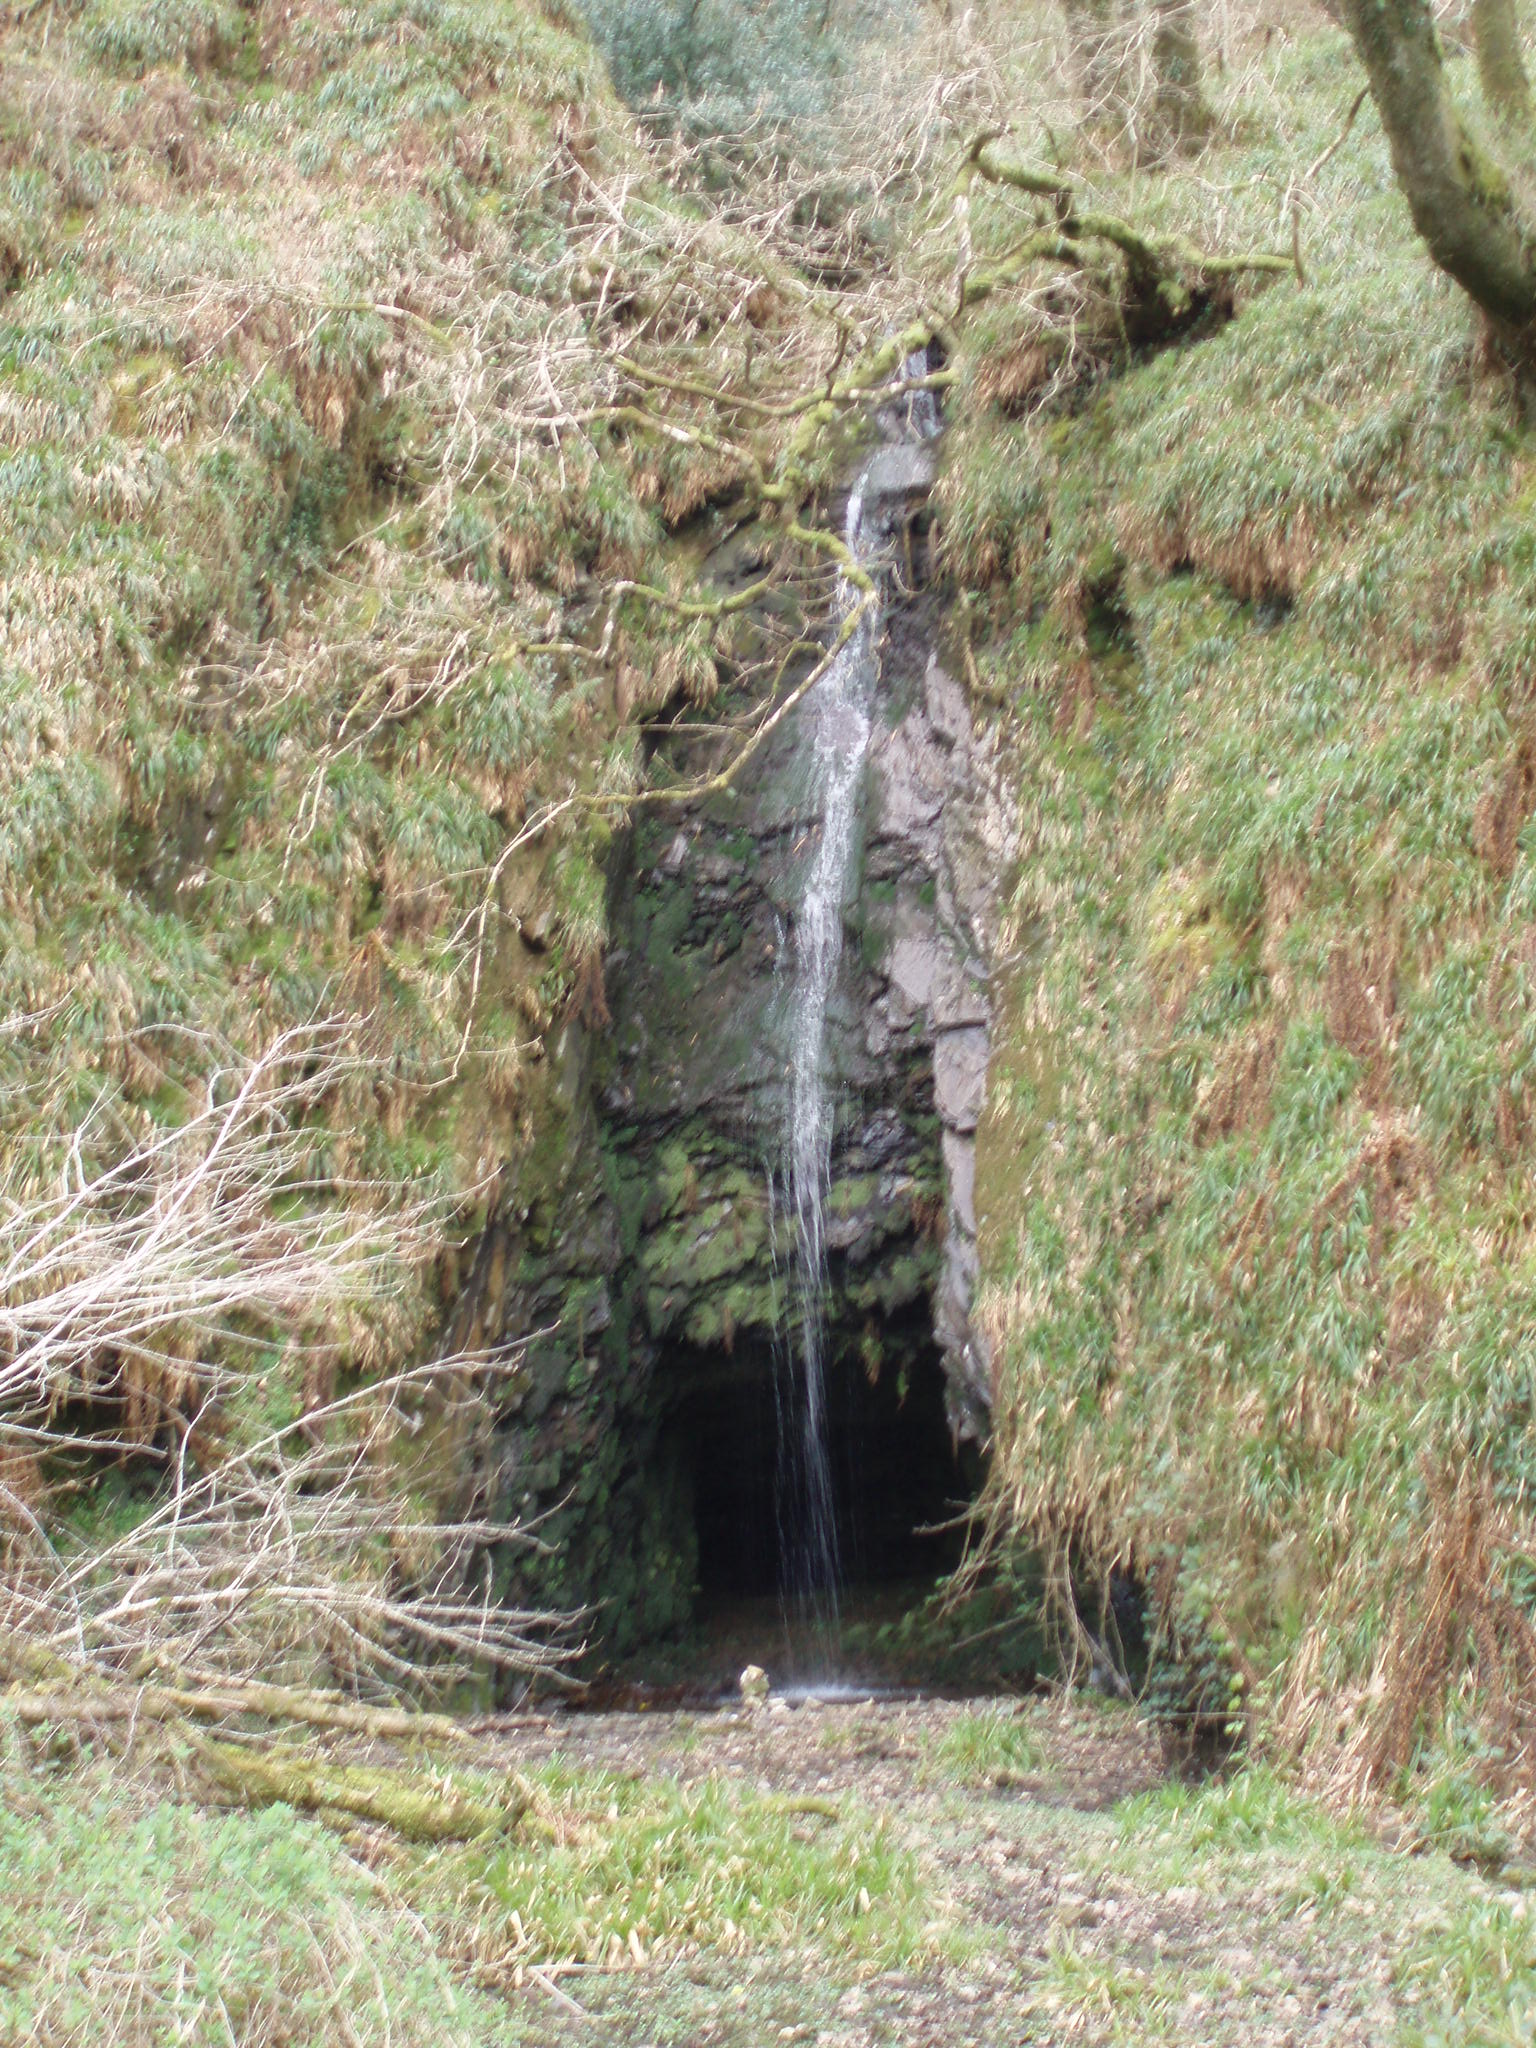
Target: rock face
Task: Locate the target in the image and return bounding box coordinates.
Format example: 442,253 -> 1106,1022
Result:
452,455 -> 1008,1653
866,651 -> 1000,1443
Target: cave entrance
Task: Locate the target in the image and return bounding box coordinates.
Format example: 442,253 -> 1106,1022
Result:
652,1305 -> 972,1677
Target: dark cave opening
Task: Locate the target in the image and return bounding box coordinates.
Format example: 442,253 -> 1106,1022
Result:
658,1304 -> 970,1611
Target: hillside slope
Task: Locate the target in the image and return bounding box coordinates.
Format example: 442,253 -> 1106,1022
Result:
961,27 -> 1536,1787
1,0 -> 650,1370
0,0 -> 849,1495
9,4 -> 1536,2037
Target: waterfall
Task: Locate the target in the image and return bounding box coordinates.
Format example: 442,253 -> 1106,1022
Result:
775,355 -> 940,1619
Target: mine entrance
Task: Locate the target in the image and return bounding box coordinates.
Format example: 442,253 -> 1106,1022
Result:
659,1304 -> 969,1619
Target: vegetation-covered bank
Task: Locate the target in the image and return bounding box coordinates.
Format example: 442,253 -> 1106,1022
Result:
0,0 -> 930,1665
0,0 -> 663,1580
963,24 -> 1536,1796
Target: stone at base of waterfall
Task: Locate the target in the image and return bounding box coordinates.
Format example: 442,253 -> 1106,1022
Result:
739,1664 -> 770,1706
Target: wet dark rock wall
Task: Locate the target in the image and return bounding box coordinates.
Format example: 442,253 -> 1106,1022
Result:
454,463 -> 1007,1656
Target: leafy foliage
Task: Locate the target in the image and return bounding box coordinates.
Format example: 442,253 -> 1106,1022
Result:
579,0 -> 848,143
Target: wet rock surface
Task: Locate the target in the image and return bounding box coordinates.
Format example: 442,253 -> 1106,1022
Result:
454,448 -> 1012,1651
865,649 -> 1004,1441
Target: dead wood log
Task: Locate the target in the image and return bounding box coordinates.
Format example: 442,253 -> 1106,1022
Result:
194,1737 -> 526,1842
3,1673 -> 473,1746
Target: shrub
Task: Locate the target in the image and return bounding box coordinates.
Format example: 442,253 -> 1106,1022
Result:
577,0 -> 920,148
580,0 -> 835,136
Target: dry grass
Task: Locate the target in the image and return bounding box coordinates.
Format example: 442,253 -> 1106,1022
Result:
1280,1464 -> 1536,1798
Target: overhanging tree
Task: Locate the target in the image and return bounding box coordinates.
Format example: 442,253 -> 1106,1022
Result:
1342,0 -> 1536,345
1472,0 -> 1534,127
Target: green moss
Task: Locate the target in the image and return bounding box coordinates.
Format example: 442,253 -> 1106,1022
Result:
826,1173 -> 879,1216
640,1189 -> 769,1291
846,1246 -> 935,1313
679,1275 -> 780,1348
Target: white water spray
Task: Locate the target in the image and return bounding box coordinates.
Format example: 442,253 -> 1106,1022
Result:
776,356 -> 940,1618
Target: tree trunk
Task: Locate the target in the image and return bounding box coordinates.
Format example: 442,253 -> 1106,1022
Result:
1151,0 -> 1213,149
1063,0 -> 1129,123
1342,0 -> 1536,339
1472,0 -> 1534,124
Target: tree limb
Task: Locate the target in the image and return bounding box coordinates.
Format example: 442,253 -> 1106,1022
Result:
194,1736 -> 526,1841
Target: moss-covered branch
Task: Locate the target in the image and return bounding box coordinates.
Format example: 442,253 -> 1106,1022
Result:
195,1738 -> 526,1842
5,1674 -> 474,1747
608,571 -> 780,619
960,141 -> 1294,320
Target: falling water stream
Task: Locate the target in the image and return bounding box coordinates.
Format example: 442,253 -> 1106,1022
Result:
776,362 -> 941,1624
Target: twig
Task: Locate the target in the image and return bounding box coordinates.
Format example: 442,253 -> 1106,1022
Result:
1306,85 -> 1371,181
531,1967 -> 598,2020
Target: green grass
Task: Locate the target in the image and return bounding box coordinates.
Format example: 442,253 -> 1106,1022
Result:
1026,1929 -> 1185,2044
412,1759 -> 944,1971
0,0 -> 703,1433
1059,1765 -> 1536,2045
0,1743 -> 942,2042
1110,1766 -> 1368,1878
1397,1889 -> 1536,2047
0,1763 -> 513,2048
923,1702 -> 1047,1788
962,24 -> 1536,1786
9,1714 -> 1536,2047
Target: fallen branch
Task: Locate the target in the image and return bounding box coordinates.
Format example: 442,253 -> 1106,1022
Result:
959,139 -> 1295,321
194,1736 -> 526,1842
4,1673 -> 474,1747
